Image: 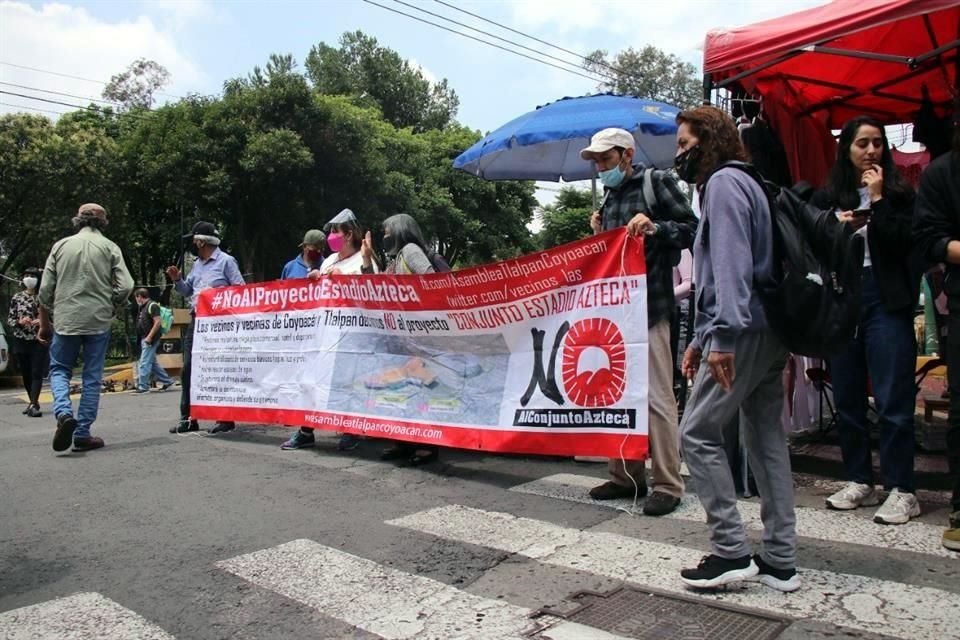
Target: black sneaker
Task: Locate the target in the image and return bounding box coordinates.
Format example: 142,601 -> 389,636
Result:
642,491 -> 681,516
680,554 -> 758,589
72,436 -> 105,452
170,419 -> 200,434
52,414 -> 77,452
747,554 -> 801,592
589,480 -> 648,500
208,421 -> 236,434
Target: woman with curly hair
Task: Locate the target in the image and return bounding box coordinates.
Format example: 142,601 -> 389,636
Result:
814,116 -> 921,525
674,105 -> 798,592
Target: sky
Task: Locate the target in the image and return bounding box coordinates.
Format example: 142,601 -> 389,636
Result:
0,0 -> 832,208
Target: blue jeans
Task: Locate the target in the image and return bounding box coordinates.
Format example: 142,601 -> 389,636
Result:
49,331 -> 111,440
138,339 -> 173,391
829,268 -> 917,492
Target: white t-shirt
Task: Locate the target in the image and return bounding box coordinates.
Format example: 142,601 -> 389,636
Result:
835,187 -> 872,268
319,250 -> 378,275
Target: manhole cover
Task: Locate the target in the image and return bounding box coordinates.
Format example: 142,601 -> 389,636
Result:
538,586 -> 788,640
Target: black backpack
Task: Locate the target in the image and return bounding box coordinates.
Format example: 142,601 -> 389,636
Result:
711,162 -> 865,359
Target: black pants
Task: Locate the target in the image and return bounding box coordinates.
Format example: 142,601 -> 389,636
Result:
180,319 -> 194,420
946,301 -> 960,512
180,318 -> 232,426
15,341 -> 47,406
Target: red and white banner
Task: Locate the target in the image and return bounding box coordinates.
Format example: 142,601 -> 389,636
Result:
191,229 -> 649,458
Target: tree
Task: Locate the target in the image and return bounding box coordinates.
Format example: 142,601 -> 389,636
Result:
305,31 -> 459,132
103,58 -> 171,110
0,112 -> 122,277
537,187 -> 593,249
584,45 -> 701,108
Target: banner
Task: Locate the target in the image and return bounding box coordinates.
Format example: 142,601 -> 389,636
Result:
191,229 -> 649,458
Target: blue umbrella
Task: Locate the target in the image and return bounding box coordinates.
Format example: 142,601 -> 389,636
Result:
453,94 -> 682,182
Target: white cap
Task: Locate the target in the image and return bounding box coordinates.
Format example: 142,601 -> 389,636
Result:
580,128 -> 635,159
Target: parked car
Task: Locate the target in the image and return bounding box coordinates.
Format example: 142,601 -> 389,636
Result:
0,322 -> 8,373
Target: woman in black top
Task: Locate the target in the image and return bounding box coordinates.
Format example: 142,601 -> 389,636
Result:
6,267 -> 46,417
812,115 -> 922,525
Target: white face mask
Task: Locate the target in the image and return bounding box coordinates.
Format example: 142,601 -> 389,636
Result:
22,277 -> 38,290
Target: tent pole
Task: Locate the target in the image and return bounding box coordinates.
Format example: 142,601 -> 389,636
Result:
703,73 -> 714,105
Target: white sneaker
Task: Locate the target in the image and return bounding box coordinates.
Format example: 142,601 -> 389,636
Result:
873,489 -> 921,525
825,482 -> 880,510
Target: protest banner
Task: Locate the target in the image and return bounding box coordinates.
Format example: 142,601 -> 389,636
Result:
190,229 -> 649,458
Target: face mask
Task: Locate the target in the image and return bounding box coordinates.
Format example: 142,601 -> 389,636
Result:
188,242 -> 200,257
327,232 -> 344,253
22,276 -> 38,290
306,249 -> 321,263
598,162 -> 626,188
382,233 -> 398,256
674,146 -> 702,183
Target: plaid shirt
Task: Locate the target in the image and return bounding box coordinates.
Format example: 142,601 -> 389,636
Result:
600,165 -> 699,327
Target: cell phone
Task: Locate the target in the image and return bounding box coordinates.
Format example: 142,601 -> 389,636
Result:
852,208 -> 872,218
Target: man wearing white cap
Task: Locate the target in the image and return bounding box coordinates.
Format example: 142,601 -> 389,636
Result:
579,127 -> 698,516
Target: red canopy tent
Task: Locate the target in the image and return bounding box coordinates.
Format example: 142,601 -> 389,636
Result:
703,0 -> 959,186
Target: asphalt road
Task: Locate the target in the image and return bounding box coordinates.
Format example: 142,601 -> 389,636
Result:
0,388 -> 957,640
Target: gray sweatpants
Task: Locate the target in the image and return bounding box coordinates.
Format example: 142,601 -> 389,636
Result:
680,330 -> 796,569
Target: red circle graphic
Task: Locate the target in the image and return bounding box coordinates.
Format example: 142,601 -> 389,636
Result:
561,318 -> 627,407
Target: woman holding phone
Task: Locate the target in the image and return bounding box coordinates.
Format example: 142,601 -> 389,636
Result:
811,115 -> 921,525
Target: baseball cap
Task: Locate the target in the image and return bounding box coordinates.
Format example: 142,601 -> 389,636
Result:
182,221 -> 219,240
580,128 -> 636,160
300,229 -> 326,247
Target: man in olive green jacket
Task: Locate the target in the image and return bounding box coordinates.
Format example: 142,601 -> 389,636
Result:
38,203 -> 134,453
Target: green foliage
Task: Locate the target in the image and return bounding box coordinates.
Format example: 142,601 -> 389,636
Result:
0,110 -> 121,273
0,34 -> 536,285
537,187 -> 593,250
305,31 -> 459,132
584,45 -> 701,109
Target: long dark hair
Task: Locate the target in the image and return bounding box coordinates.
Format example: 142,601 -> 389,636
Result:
383,214 -> 430,256
821,115 -> 912,210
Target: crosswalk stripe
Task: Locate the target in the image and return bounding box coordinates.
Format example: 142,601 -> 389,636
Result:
510,473 -> 955,558
538,621 -> 633,640
0,592 -> 175,640
387,504 -> 960,640
218,539 -> 540,639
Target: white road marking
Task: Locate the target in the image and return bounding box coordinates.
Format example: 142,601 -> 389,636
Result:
388,505 -> 960,640
538,621 -> 632,640
511,473 -> 955,558
0,592 -> 175,640
218,539 -> 540,639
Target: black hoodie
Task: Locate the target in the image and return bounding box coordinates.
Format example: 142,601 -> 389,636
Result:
913,152 -> 960,296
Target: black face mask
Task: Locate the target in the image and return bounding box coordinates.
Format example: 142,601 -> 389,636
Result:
187,242 -> 200,257
674,145 -> 702,184
382,234 -> 398,256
